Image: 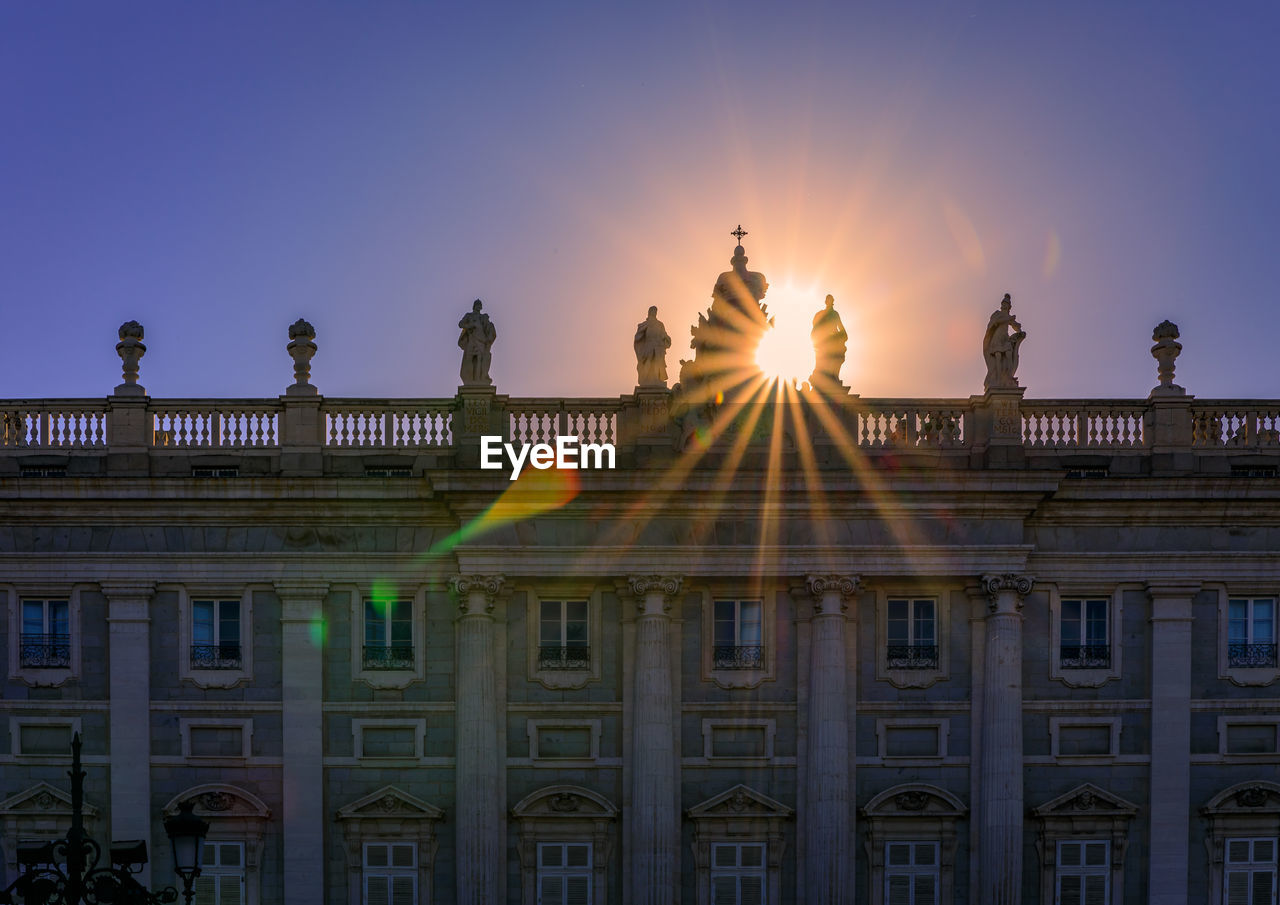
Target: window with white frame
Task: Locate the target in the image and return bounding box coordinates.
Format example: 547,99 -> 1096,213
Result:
886,599 -> 938,670
20,599 -> 70,668
1060,598 -> 1110,669
713,600 -> 763,669
1056,840 -> 1109,905
193,841 -> 245,905
711,842 -> 765,905
537,842 -> 592,905
364,599 -> 414,671
1229,598 -> 1277,668
539,599 -> 589,670
191,599 -> 242,670
363,842 -> 416,905
1224,838 -> 1277,905
885,841 -> 938,905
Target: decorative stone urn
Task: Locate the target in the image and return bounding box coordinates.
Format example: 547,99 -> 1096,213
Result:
1150,319 -> 1185,396
114,320 -> 147,396
287,318 -> 318,396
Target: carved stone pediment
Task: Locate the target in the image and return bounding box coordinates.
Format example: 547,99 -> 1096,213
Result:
0,783 -> 99,818
164,784 -> 271,819
512,785 -> 617,819
1202,781 -> 1280,817
862,783 -> 967,819
687,784 -> 793,820
336,785 -> 444,822
1032,783 -> 1138,818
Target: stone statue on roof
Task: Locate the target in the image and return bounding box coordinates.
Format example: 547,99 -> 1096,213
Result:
810,294 -> 847,390
458,299 -> 497,387
982,293 -> 1025,390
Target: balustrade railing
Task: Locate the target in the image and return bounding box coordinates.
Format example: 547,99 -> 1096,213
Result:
507,398 -> 620,446
1022,401 -> 1145,449
1191,403 -> 1280,449
152,401 -> 280,448
323,400 -> 453,448
363,642 -> 415,670
0,402 -> 108,448
852,401 -> 967,449
190,643 -> 243,670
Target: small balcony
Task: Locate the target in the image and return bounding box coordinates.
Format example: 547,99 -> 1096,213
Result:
1228,642 -> 1278,669
362,642 -> 415,670
538,644 -> 590,670
189,643 -> 243,670
19,633 -> 71,668
1059,645 -> 1112,669
886,644 -> 940,670
712,645 -> 765,670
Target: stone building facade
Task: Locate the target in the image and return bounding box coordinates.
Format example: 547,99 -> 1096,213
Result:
1,245 -> 1279,905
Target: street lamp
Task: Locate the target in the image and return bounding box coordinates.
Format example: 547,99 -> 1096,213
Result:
0,733 -> 207,905
162,803 -> 207,905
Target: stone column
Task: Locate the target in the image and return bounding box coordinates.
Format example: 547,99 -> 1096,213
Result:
627,575 -> 682,905
275,580 -> 329,905
1146,583 -> 1198,905
979,573 -> 1032,905
450,575 -> 507,905
101,581 -> 155,886
803,574 -> 858,905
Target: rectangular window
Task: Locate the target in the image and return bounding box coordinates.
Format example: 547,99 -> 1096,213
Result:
710,842 -> 765,905
713,600 -> 764,669
539,600 -> 589,670
363,842 -> 416,905
20,599 -> 71,668
535,727 -> 593,760
1060,598 -> 1110,669
1225,724 -> 1280,756
1056,840 -> 1109,905
191,599 -> 242,670
1224,838 -> 1276,905
193,842 -> 245,905
885,841 -> 938,905
886,598 -> 938,670
537,842 -> 592,905
1229,598 -> 1278,668
363,599 -> 414,670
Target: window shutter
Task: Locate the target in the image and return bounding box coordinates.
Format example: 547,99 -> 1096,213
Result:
366,844 -> 389,868
391,844 -> 415,868
1230,841 -> 1253,863
194,877 -> 217,905
713,845 -> 738,868
1250,871 -> 1274,905
219,843 -> 242,867
367,876 -> 390,905
541,875 -> 564,905
740,844 -> 764,868
1256,840 -> 1276,863
565,875 -> 591,905
1059,875 -> 1083,905
391,877 -> 415,905
914,873 -> 937,905
217,876 -> 244,905
739,875 -> 763,905
1227,872 -> 1250,905
887,875 -> 911,905
1083,874 -> 1107,905
888,843 -> 912,866
712,876 -> 738,905
566,844 -> 590,868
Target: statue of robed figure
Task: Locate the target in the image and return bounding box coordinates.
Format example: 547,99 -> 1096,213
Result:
982,293 -> 1025,390
458,299 -> 497,387
634,305 -> 672,387
810,294 -> 848,390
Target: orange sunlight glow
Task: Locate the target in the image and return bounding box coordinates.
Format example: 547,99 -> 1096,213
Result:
755,280 -> 859,387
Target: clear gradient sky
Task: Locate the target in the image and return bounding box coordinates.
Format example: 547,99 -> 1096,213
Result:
2,2 -> 1277,400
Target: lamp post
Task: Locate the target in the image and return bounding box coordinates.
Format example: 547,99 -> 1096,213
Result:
0,734 -> 209,905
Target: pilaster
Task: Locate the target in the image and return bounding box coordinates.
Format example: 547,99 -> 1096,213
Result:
274,580 -> 329,905
970,387 -> 1026,469
450,574 -> 508,905
979,573 -> 1032,905
1146,582 -> 1198,905
100,580 -> 155,886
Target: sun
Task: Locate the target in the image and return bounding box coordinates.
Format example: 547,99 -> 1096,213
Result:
755,281 -> 823,384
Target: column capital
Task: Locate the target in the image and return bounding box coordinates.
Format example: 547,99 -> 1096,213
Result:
804,574 -> 860,602
450,574 -> 506,614
273,580 -> 331,602
623,575 -> 683,599
982,573 -> 1033,613
97,580 -> 155,600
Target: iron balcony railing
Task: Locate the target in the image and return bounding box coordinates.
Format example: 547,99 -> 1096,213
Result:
1060,645 -> 1112,669
886,644 -> 940,670
1228,642 -> 1279,669
189,643 -> 243,670
538,644 -> 590,670
363,643 -> 415,670
19,633 -> 71,668
712,645 -> 765,670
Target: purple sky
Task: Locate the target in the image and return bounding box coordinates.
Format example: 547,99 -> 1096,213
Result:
2,2 -> 1277,400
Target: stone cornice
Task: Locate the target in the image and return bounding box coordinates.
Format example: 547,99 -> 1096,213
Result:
96,580 -> 156,600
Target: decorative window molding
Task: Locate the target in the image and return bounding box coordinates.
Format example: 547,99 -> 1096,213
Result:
10,717 -> 81,759
1049,717 -> 1120,762
1032,783 -> 1139,905
0,783 -> 100,883
525,588 -> 603,690
1046,584 -> 1125,688
860,783 -> 966,905
875,719 -> 948,761
687,785 -> 792,905
180,718 -> 252,761
1217,716 -> 1280,758
353,719 -> 426,761
1201,782 -> 1280,905
700,591 -> 777,690
347,585 -> 428,690
5,585 -> 83,688
176,586 -> 255,689
512,786 -> 617,905
701,719 -> 775,762
1216,587 -> 1280,687
336,786 -> 443,905
163,785 -> 271,905
527,719 -> 601,762
873,587 -> 951,689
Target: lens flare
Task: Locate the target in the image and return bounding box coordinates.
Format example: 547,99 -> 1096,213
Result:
430,466 -> 582,555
